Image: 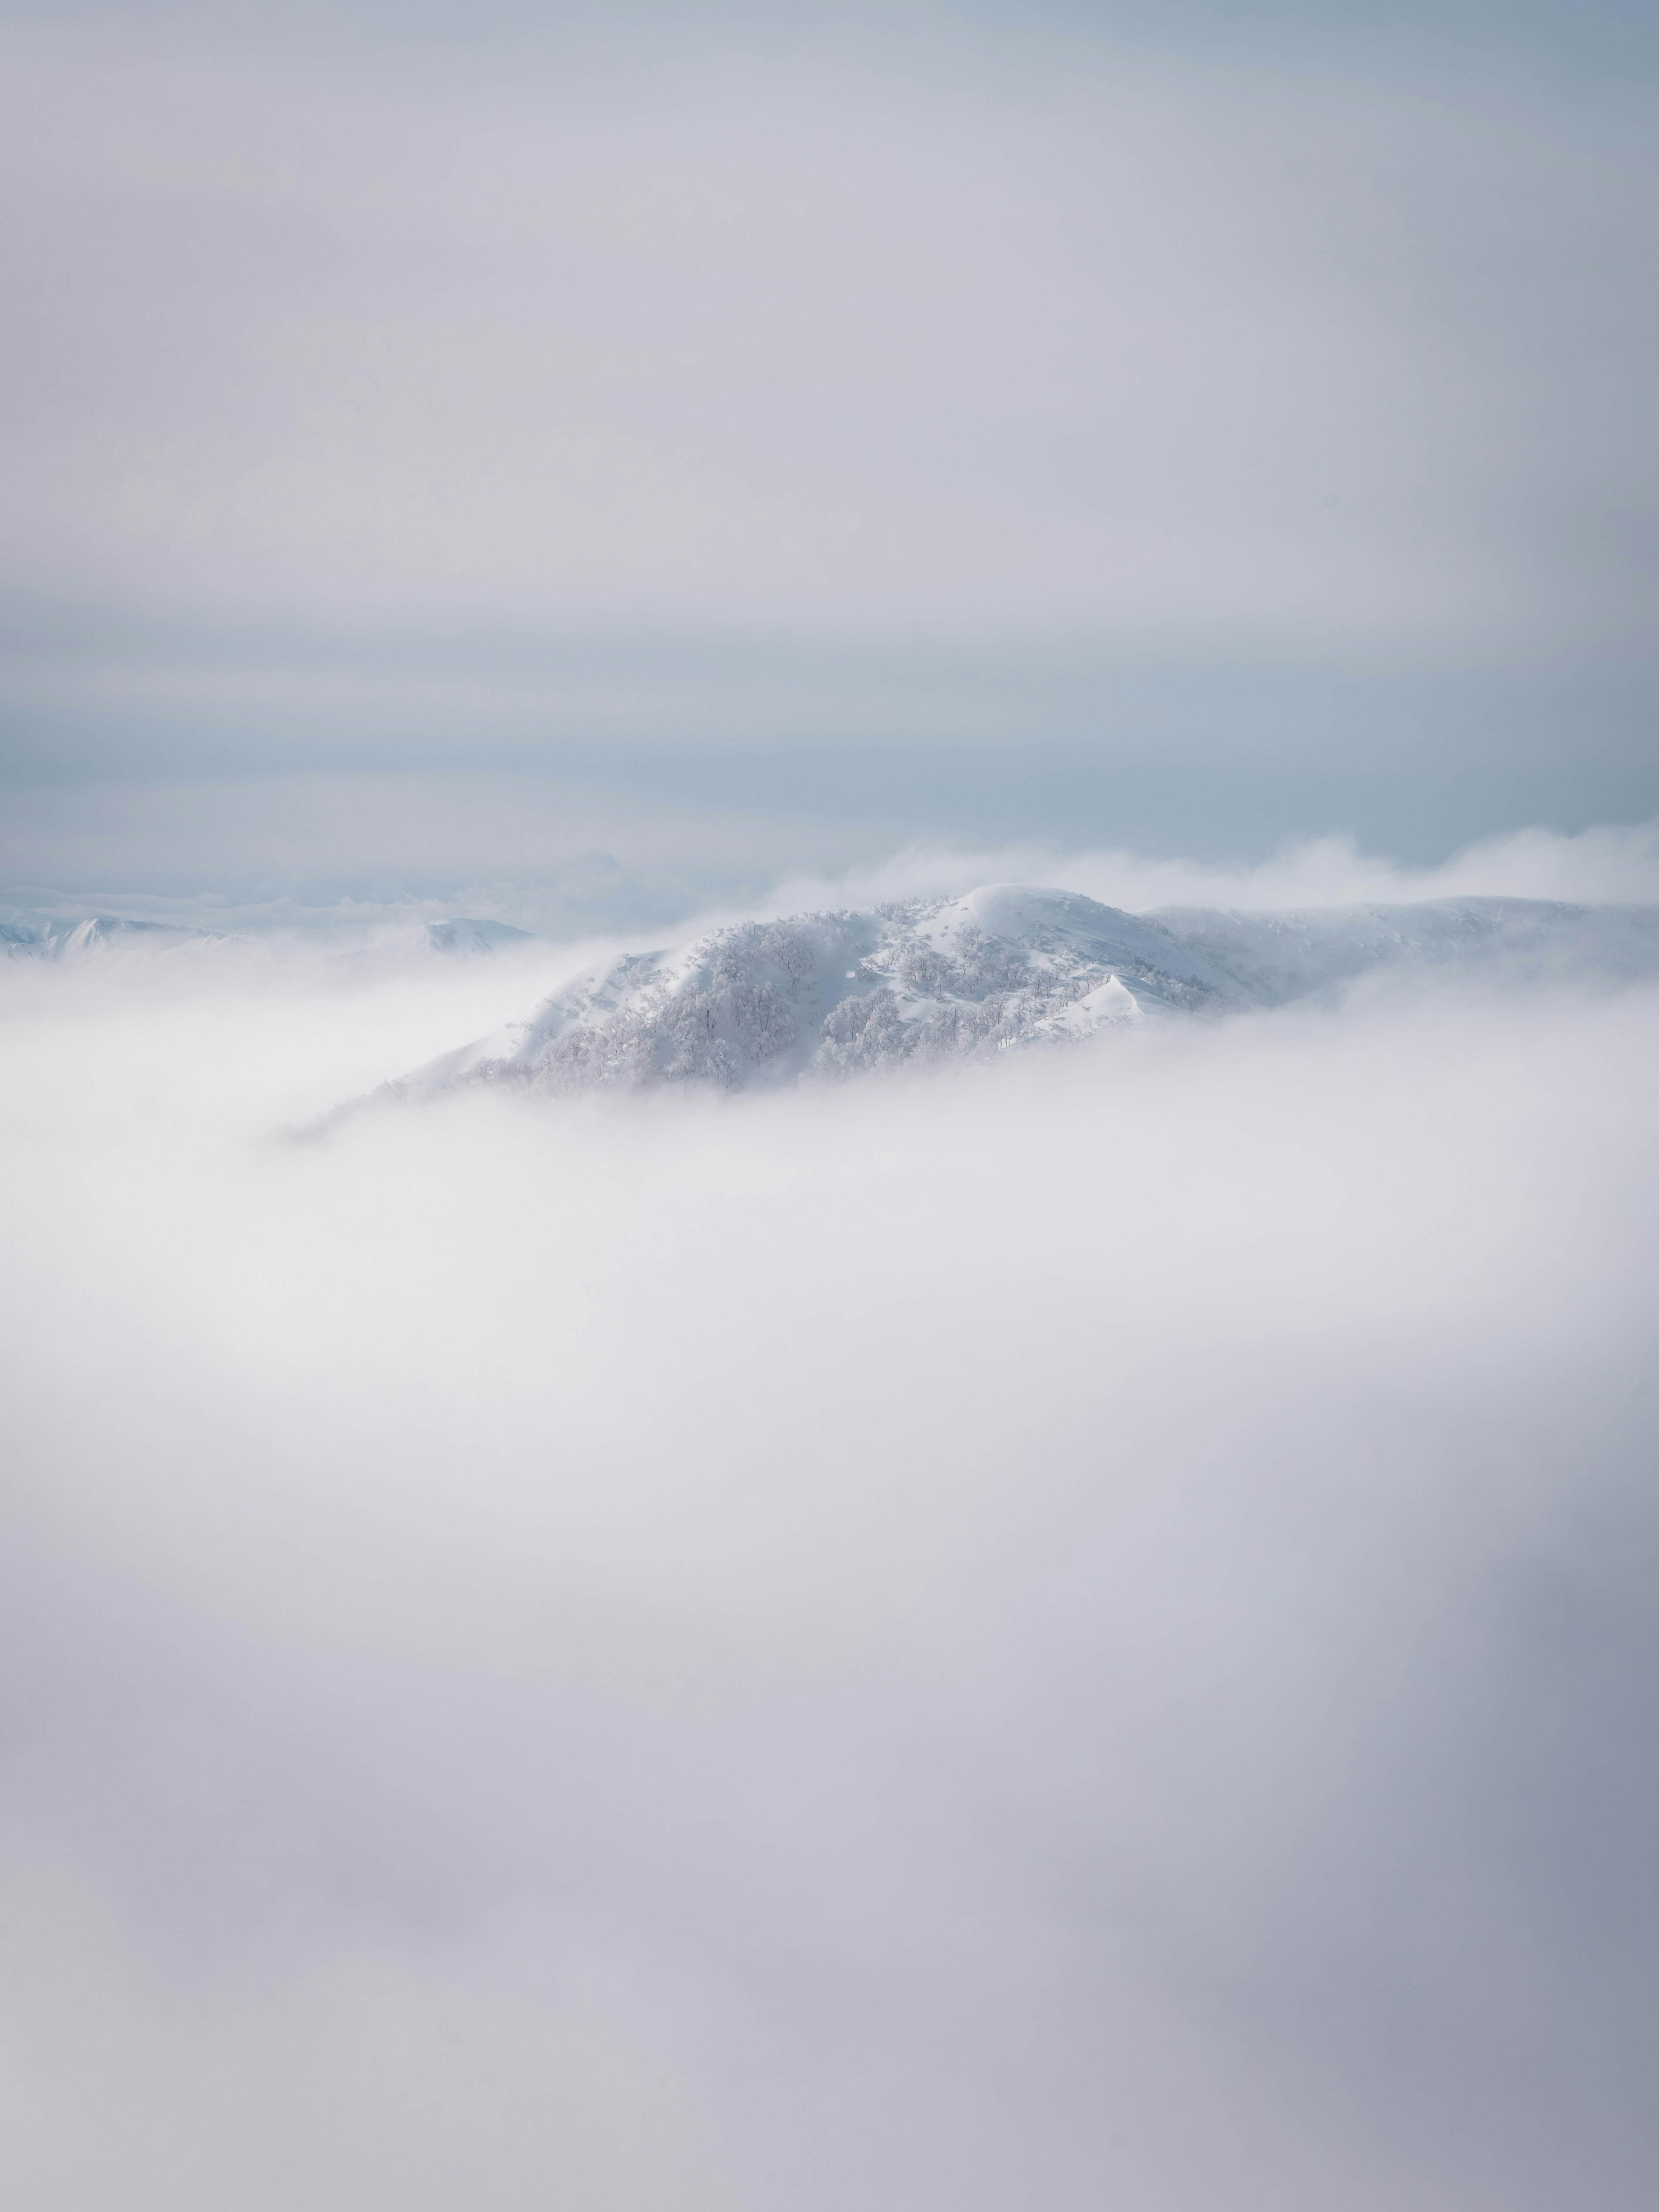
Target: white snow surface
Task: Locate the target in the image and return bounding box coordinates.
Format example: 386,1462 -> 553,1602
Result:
380,885 -> 1659,1105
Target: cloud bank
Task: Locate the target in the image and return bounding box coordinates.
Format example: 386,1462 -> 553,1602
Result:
3,924 -> 1657,2208
770,815 -> 1659,917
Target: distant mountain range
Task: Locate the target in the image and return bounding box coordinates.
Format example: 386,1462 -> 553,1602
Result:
0,912 -> 215,957
0,909 -> 534,959
371,886 -> 1659,1107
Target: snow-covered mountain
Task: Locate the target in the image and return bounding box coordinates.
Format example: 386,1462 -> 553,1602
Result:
1,905 -> 539,961
372,886 -> 1659,1108
424,918 -> 537,957
0,911 -> 216,957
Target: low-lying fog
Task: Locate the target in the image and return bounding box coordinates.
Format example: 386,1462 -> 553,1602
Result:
3,882 -> 1658,2209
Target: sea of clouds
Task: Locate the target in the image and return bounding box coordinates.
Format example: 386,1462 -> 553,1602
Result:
3,832 -> 1659,2209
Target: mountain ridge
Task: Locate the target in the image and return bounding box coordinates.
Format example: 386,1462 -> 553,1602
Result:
366,885 -> 1659,1109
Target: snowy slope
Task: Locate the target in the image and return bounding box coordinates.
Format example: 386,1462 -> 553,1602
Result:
370,884 -> 1659,1111
376,887 -> 1240,1107
374,886 -> 1659,1109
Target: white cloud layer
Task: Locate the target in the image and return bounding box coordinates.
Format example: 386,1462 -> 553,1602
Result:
3,927 -> 1658,2207
769,814 -> 1659,915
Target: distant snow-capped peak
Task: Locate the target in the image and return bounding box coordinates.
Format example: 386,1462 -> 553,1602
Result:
378,887 -> 1235,1106
365,883 -> 1659,1111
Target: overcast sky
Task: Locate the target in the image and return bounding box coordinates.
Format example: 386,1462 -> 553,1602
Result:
3,0 -> 1656,885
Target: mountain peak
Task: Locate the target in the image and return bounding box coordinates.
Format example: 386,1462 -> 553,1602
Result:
358,883 -> 1659,1114
379,886 -> 1229,1107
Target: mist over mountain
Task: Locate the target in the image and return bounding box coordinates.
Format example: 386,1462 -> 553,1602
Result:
5,893 -> 1659,2211
3,0 -> 1657,2195
375,884 -> 1659,1106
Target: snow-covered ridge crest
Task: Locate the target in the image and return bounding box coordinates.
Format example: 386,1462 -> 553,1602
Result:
363,884 -> 1659,1112
389,885 -> 1181,1106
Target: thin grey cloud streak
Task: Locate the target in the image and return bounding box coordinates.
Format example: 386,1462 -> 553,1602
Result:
2,930 -> 1659,2207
